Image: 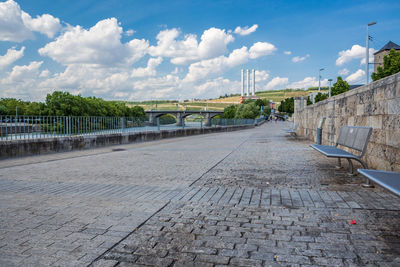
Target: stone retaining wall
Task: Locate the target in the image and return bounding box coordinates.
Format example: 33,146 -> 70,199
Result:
294,72 -> 400,172
0,124 -> 255,159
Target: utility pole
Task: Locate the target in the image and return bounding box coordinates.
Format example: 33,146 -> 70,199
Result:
328,79 -> 333,97
318,68 -> 324,92
366,22 -> 376,84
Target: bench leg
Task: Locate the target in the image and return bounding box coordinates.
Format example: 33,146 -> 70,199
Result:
335,158 -> 343,169
362,179 -> 374,188
346,159 -> 356,176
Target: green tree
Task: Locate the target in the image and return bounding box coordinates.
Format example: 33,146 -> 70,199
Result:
235,102 -> 260,119
372,49 -> 400,81
254,99 -> 264,108
0,105 -> 7,115
331,76 -> 350,96
314,92 -> 328,103
278,97 -> 294,113
222,105 -> 237,119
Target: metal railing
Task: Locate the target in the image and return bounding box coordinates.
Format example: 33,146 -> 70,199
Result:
0,115 -> 258,141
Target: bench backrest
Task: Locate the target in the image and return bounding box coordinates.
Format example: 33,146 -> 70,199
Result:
336,126 -> 372,156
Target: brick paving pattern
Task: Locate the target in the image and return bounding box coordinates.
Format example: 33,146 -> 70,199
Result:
95,123 -> 400,266
1,123 -> 399,266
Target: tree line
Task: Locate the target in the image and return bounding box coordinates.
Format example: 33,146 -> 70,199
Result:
222,98 -> 271,119
0,91 -> 146,118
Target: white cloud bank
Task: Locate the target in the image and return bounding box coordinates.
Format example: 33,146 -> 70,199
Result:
336,44 -> 376,66
39,18 -> 148,67
345,69 -> 365,84
0,0 -> 61,42
148,27 -> 234,65
184,41 -> 276,83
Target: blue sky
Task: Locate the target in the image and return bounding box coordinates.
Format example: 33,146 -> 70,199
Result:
0,0 -> 399,101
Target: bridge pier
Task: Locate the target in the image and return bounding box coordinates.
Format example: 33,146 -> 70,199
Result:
176,114 -> 185,127
204,114 -> 212,127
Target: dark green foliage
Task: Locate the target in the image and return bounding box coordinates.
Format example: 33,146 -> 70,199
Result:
314,92 -> 328,103
372,49 -> 400,81
307,98 -> 313,105
159,114 -> 176,124
263,107 -> 271,116
254,99 -> 264,108
331,76 -> 350,96
278,97 -> 294,113
222,105 -> 237,119
235,102 -> 260,119
0,105 -> 7,115
0,91 -> 146,118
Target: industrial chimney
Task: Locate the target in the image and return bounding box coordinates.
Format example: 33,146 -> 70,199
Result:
241,69 -> 244,97
252,69 -> 255,96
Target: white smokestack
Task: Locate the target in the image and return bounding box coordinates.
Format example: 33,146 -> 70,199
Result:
246,69 -> 250,96
241,69 -> 244,97
252,69 -> 255,96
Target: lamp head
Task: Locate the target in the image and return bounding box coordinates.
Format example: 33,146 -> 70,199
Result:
368,22 -> 376,26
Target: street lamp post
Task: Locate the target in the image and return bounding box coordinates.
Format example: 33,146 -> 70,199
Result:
328,79 -> 333,97
366,22 -> 376,84
318,68 -> 324,92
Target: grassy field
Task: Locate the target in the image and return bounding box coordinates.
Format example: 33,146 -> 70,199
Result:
126,88 -> 329,111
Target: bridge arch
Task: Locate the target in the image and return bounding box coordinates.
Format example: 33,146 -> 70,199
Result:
145,110 -> 224,126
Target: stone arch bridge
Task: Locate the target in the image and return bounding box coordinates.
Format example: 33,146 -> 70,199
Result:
145,110 -> 224,126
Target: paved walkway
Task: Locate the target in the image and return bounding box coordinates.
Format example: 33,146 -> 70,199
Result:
1,123 -> 399,266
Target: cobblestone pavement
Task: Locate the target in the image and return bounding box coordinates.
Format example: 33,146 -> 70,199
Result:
95,123 -> 400,267
0,131 -> 253,266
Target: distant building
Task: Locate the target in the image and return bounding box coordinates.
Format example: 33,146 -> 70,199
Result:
373,41 -> 400,72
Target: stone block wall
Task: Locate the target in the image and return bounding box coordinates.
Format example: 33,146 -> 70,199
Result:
294,72 -> 400,172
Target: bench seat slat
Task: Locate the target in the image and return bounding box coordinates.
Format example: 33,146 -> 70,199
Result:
310,144 -> 360,159
358,169 -> 400,196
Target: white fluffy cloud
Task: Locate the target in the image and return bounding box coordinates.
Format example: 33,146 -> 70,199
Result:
21,11 -> 61,38
0,46 -> 24,69
288,76 -> 328,89
255,70 -> 269,82
233,24 -> 258,36
2,61 -> 42,85
338,68 -> 350,76
345,69 -> 365,84
149,27 -> 234,65
249,42 -> 276,59
336,45 -> 376,66
39,18 -> 148,67
0,0 -> 61,42
184,41 -> 275,83
284,51 -> 292,55
292,54 -> 310,63
265,77 -> 289,90
131,57 -> 163,77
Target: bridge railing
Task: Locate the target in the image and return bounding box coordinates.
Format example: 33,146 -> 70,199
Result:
0,115 -> 258,141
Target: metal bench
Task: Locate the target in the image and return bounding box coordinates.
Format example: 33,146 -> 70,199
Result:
310,126 -> 372,184
358,169 -> 400,196
284,123 -> 298,136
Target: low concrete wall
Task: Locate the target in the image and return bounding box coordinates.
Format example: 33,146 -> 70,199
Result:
294,72 -> 400,172
0,124 -> 255,159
